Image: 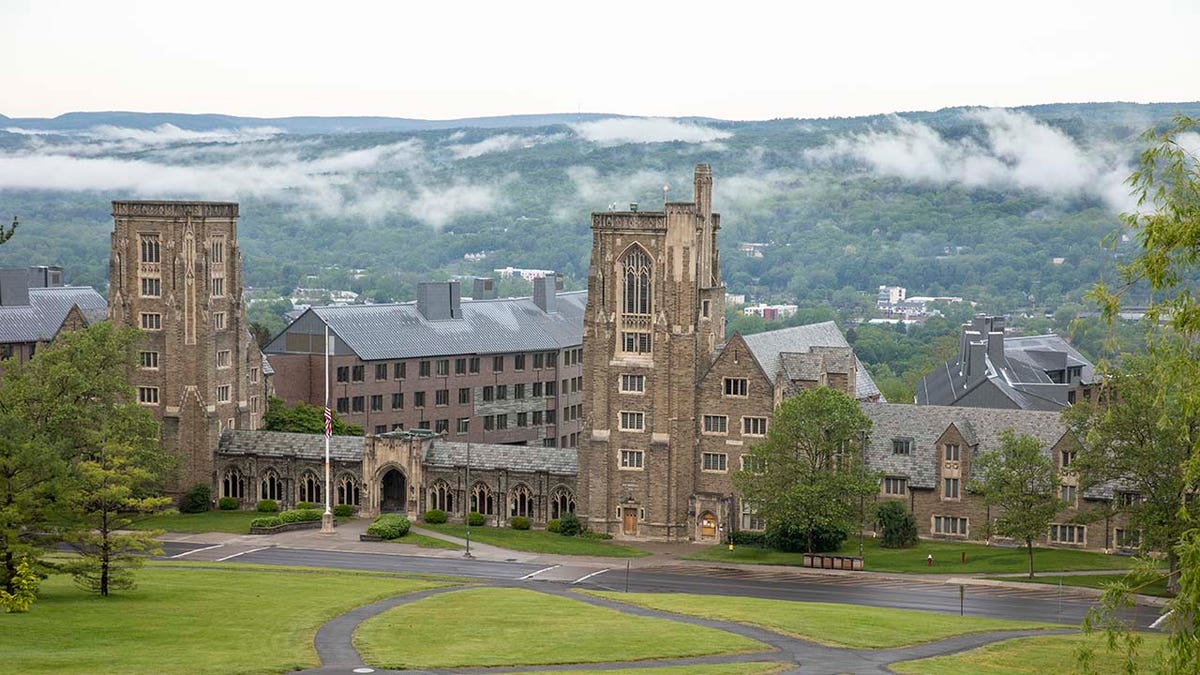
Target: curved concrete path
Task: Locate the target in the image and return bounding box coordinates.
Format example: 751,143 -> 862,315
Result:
298,581 -> 1075,674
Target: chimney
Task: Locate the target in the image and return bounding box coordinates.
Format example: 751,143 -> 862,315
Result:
694,163 -> 712,218
986,315 -> 1006,367
533,275 -> 556,313
471,277 -> 497,300
416,281 -> 461,320
0,268 -> 30,306
961,331 -> 984,380
554,272 -> 564,291
28,266 -> 63,288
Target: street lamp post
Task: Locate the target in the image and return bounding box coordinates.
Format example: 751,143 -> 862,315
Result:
321,323 -> 334,534
463,442 -> 472,558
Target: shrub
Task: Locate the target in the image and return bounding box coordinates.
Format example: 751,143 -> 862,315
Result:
510,516 -> 530,530
217,497 -> 239,511
333,504 -> 354,517
251,516 -> 283,528
366,514 -> 411,539
0,557 -> 40,613
580,530 -> 612,540
296,501 -> 315,510
179,484 -> 211,514
558,512 -> 583,536
423,509 -> 448,524
765,521 -> 848,553
256,499 -> 279,513
278,508 -> 323,524
546,518 -> 561,533
731,530 -> 767,547
467,511 -> 485,527
876,501 -> 919,549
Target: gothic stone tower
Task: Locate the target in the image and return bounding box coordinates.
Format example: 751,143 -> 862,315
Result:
109,201 -> 265,494
578,164 -> 725,540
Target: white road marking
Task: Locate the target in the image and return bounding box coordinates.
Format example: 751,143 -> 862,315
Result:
519,565 -> 560,580
168,544 -> 224,559
216,547 -> 270,562
572,568 -> 612,584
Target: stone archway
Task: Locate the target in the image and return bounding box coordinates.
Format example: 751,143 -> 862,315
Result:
380,468 -> 407,512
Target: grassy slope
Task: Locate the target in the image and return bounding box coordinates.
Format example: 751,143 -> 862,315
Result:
685,538 -> 1137,574
508,665 -> 787,675
1,566 -> 447,674
393,531 -> 464,550
354,587 -> 764,669
421,523 -> 650,557
584,591 -> 1056,649
891,634 -> 1168,674
128,509 -> 270,534
984,573 -> 1171,597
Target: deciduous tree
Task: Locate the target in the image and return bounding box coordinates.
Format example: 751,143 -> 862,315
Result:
262,396 -> 364,436
733,387 -> 877,554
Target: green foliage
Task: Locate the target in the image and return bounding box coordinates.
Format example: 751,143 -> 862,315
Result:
546,518 -> 560,533
730,530 -> 767,547
876,500 -> 919,549
250,516 -> 283,528
733,387 -> 878,553
179,484 -> 211,514
509,516 -> 530,530
366,514 -> 411,539
764,521 -> 848,553
422,509 -> 447,524
262,397 -> 363,436
557,512 -> 582,536
970,430 -> 1062,578
256,499 -> 279,513
278,508 -> 323,524
217,497 -> 239,511
295,501 -> 315,510
467,511 -> 485,527
333,504 -> 354,517
0,557 -> 39,613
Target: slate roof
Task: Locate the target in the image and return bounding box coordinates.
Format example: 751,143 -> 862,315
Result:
861,403 -> 1067,489
0,286 -> 107,344
1006,334 -> 1095,384
217,429 -> 365,462
425,440 -> 577,475
741,322 -> 883,401
275,291 -> 586,361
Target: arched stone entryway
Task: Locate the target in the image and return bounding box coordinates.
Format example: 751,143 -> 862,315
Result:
380,468 -> 407,512
699,511 -> 718,539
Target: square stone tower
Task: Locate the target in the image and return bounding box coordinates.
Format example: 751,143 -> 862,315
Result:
578,164 -> 725,540
109,201 -> 266,494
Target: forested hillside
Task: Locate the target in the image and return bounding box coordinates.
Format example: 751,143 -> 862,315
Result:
3,102 -> 1197,315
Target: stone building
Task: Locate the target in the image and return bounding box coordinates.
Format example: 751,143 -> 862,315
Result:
0,266 -> 106,376
577,165 -> 881,542
108,201 -> 270,493
264,278 -> 585,448
216,428 -> 577,525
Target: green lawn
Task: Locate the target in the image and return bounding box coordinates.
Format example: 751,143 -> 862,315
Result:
354,587 -> 765,669
685,538 -> 1139,575
1,565 -> 449,674
584,591 -> 1057,649
420,524 -> 650,557
509,665 -> 787,675
985,573 -> 1172,598
891,633 -> 1168,674
129,509 -> 352,534
393,531 -> 464,550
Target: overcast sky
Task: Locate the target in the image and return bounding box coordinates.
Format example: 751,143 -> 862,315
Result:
4,0 -> 1196,121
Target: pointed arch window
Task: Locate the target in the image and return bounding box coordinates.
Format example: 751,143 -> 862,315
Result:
336,475 -> 361,506
622,246 -> 652,316
260,468 -> 283,501
470,482 -> 495,516
429,480 -> 454,512
550,487 -> 576,520
510,484 -> 533,519
222,467 -> 245,500
298,471 -> 322,504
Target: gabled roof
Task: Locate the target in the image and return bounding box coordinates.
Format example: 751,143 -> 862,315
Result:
741,321 -> 883,401
217,429 -> 365,462
266,291 -> 586,361
0,286 -> 107,344
861,403 -> 1067,489
425,440 -> 577,475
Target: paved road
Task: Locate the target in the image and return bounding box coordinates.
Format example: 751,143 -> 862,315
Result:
151,544 -> 1162,628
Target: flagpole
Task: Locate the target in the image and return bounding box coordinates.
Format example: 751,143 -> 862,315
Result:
321,322 -> 334,534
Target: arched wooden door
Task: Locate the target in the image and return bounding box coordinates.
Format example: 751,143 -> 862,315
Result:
700,511 -> 717,539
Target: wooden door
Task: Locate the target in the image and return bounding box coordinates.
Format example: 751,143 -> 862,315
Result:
700,512 -> 717,538
622,508 -> 638,535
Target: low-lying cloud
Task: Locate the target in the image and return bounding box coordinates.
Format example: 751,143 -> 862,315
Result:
570,118 -> 731,146
806,109 -> 1134,211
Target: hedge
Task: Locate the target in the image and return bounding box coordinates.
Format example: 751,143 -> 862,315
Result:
278,508 -> 323,524
730,530 -> 767,547
510,516 -> 530,530
256,499 -> 279,513
180,484 -> 211,514
558,512 -> 583,536
422,509 -> 448,524
333,504 -> 354,517
366,514 -> 411,540
296,501 -> 315,510
546,518 -> 561,533
251,516 -> 283,528
467,511 -> 485,527
217,497 -> 239,511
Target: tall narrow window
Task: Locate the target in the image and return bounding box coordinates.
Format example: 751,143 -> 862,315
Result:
622,246 -> 652,315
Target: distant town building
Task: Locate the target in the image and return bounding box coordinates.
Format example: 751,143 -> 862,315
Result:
493,266 -> 556,282
915,315 -> 1095,410
0,266 -> 106,371
877,284 -> 966,320
877,285 -> 906,307
742,303 -> 799,321
724,293 -> 746,306
738,242 -> 767,258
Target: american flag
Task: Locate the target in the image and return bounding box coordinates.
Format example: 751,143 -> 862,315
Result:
324,406 -> 332,438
